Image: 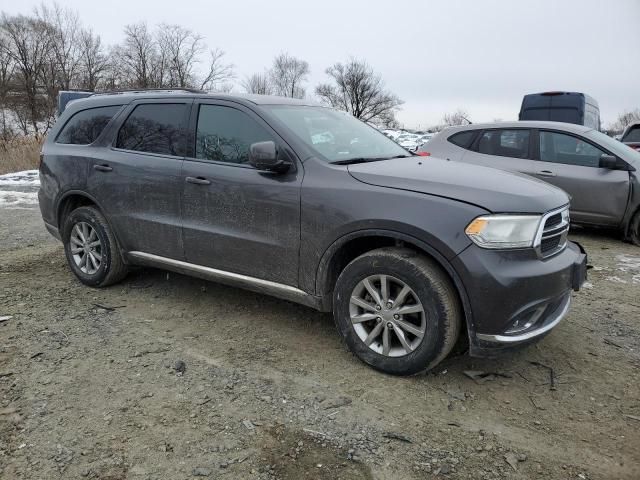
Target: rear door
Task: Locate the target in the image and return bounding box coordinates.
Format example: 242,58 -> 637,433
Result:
461,128 -> 542,177
534,130 -> 630,225
180,100 -> 302,286
86,99 -> 190,258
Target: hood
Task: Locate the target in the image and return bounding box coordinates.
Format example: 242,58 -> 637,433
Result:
348,157 -> 569,214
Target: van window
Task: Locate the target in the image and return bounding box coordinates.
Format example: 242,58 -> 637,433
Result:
539,131 -> 606,167
477,129 -> 530,159
195,105 -> 275,164
116,104 -> 187,156
56,105 -> 121,145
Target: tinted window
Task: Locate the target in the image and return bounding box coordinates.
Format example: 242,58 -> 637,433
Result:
116,104 -> 187,156
622,125 -> 640,143
477,129 -> 530,158
56,105 -> 121,145
195,105 -> 274,164
539,131 -> 606,167
448,131 -> 476,149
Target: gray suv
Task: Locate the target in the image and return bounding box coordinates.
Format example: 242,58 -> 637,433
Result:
419,121 -> 640,245
39,91 -> 587,375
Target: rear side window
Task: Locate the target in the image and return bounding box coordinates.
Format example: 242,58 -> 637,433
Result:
56,105 -> 121,145
539,131 -> 605,167
448,131 -> 476,149
622,125 -> 640,143
195,105 -> 274,164
477,129 -> 530,159
116,104 -> 187,156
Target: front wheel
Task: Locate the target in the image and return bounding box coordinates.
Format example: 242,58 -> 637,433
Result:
333,247 -> 462,376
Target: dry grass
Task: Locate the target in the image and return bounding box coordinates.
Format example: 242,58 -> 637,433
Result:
0,136 -> 43,175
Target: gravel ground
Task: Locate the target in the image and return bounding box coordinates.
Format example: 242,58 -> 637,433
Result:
1,202 -> 639,480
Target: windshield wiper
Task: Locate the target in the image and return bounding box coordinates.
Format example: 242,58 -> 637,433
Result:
331,154 -> 412,165
330,157 -> 381,165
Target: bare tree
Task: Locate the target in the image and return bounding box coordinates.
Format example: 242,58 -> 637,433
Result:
0,30 -> 16,138
199,48 -> 234,92
156,24 -> 204,88
78,28 -> 108,90
315,58 -> 403,124
242,72 -> 272,95
269,53 -> 308,98
36,2 -> 82,90
610,109 -> 640,133
442,109 -> 472,126
0,13 -> 54,134
117,22 -> 157,88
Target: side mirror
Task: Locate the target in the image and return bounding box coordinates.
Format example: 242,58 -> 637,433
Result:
248,141 -> 291,173
599,154 -> 629,171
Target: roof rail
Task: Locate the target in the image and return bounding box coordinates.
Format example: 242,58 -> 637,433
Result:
90,88 -> 206,96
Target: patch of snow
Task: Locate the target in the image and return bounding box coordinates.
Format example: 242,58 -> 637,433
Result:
582,281 -> 593,289
616,254 -> 640,273
605,276 -> 628,284
0,190 -> 38,207
0,170 -> 40,186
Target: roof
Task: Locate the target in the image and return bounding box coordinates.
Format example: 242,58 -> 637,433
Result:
442,121 -> 594,134
64,90 -> 320,112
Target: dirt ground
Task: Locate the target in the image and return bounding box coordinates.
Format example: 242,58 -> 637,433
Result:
1,205 -> 639,480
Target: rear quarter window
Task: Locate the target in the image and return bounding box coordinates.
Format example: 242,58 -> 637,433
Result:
622,125 -> 640,143
447,131 -> 477,149
56,105 -> 122,145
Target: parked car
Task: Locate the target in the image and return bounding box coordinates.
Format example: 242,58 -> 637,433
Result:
395,134 -> 420,152
621,121 -> 640,152
39,91 -> 587,375
418,121 -> 640,244
519,92 -> 600,130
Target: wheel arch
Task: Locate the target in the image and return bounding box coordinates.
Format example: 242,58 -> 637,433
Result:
315,229 -> 475,334
56,190 -> 127,262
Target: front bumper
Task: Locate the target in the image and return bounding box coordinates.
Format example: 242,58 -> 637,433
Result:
452,241 -> 587,356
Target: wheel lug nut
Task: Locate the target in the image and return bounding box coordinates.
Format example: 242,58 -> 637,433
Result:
375,305 -> 381,310
386,302 -> 393,308
376,317 -> 382,323
393,314 -> 399,320
386,322 -> 393,328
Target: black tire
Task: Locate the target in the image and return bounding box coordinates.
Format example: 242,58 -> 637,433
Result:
62,206 -> 128,287
333,247 -> 462,376
630,210 -> 640,247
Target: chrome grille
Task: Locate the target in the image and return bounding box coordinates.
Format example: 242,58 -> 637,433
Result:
535,207 -> 570,258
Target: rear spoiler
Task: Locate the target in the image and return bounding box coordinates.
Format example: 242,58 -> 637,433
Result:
57,91 -> 94,115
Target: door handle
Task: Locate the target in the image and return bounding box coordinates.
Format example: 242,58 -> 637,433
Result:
186,176 -> 211,185
93,164 -> 112,172
536,170 -> 556,177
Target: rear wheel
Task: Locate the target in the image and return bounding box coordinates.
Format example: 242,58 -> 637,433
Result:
62,206 -> 127,287
333,247 -> 462,376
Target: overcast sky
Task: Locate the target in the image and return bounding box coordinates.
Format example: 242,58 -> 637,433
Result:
5,0 -> 640,128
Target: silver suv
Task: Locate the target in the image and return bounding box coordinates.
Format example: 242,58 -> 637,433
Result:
419,121 -> 640,245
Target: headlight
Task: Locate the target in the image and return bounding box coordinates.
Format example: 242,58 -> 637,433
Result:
465,215 -> 541,249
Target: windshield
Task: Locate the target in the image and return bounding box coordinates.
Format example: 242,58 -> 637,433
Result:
585,129 -> 640,164
265,105 -> 409,162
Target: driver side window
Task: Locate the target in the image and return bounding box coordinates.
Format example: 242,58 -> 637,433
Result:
195,105 -> 274,164
539,131 -> 605,168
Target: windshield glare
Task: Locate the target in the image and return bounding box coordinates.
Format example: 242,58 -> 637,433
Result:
265,105 -> 409,162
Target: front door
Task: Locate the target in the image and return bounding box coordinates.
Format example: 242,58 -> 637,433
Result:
535,130 -> 630,226
86,100 -> 191,258
181,101 -> 302,286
